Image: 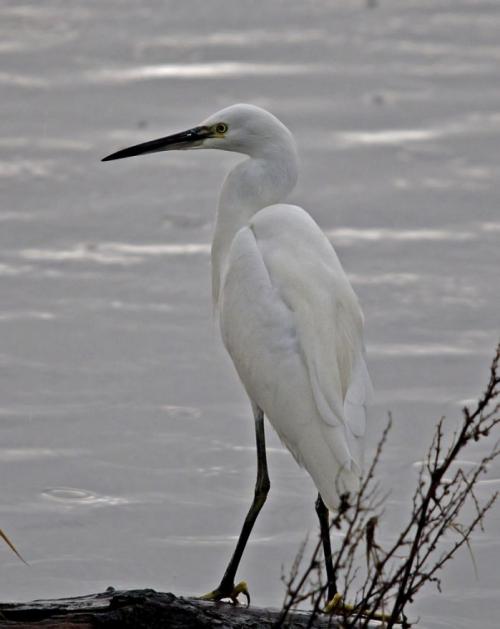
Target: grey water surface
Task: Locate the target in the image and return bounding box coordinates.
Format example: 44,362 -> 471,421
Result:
0,1 -> 499,627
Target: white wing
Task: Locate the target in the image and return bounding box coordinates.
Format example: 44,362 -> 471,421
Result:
344,351 -> 373,471
219,204 -> 371,509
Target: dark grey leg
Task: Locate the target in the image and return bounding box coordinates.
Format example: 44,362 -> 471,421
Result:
315,493 -> 337,600
202,404 -> 270,604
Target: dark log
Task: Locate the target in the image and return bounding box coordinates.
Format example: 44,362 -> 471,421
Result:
0,588 -> 344,628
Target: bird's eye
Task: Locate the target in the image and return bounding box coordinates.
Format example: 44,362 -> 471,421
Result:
215,123 -> 228,134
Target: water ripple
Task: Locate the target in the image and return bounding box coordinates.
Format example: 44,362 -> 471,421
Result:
413,460 -> 477,470
328,227 -> 475,245
348,272 -> 420,286
0,159 -> 54,178
0,72 -> 49,88
332,112 -> 500,149
0,448 -> 83,462
86,62 -> 326,84
0,137 -> 91,152
160,405 -> 202,420
19,245 -> 139,265
477,478 -> 500,488
137,29 -> 324,51
154,533 -> 273,546
368,343 -> 488,357
18,242 -> 210,265
0,263 -> 32,276
42,487 -> 129,507
109,300 -> 172,313
335,129 -> 438,147
0,310 -> 55,322
102,242 -> 210,256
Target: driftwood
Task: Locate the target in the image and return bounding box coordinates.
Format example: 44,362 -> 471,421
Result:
0,588 -> 343,628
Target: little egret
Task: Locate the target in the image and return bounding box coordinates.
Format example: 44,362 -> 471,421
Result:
102,104 -> 371,606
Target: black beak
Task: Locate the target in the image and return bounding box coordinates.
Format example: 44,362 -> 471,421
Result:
101,126 -> 212,162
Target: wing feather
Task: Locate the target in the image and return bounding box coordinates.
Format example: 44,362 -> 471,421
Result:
250,205 -> 367,433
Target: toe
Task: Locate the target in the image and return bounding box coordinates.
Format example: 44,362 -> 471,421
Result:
231,581 -> 250,607
324,595 -> 398,623
324,592 -> 343,614
198,589 -> 222,601
324,593 -> 356,615
198,581 -> 250,607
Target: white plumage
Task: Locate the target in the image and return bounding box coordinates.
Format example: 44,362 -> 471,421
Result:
102,102 -> 372,600
220,203 -> 370,509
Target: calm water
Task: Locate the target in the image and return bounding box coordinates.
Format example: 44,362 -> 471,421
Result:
1,1 -> 499,626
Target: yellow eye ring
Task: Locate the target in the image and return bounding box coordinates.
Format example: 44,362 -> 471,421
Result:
215,122 -> 228,134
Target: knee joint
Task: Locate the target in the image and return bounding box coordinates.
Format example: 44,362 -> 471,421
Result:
255,477 -> 270,500
315,495 -> 327,518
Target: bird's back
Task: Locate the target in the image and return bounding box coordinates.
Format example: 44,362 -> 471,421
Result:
219,203 -> 371,510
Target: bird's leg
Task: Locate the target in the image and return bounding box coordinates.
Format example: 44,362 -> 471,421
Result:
315,493 -> 337,601
317,501 -> 398,622
316,497 -> 354,616
200,404 -> 270,606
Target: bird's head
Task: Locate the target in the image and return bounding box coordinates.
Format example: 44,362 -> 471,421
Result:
102,103 -> 295,162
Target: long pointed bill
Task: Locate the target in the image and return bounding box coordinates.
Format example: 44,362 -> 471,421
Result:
101,126 -> 212,161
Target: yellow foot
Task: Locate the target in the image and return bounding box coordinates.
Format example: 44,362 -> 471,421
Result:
324,593 -> 403,624
199,580 -> 250,607
324,593 -> 355,615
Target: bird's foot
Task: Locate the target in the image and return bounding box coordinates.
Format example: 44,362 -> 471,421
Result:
324,593 -> 354,615
199,580 -> 250,607
324,593 -> 403,624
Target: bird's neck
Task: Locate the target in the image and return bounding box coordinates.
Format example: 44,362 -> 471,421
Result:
211,143 -> 299,306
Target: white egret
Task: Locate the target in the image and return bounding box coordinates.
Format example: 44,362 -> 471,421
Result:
102,104 -> 371,606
